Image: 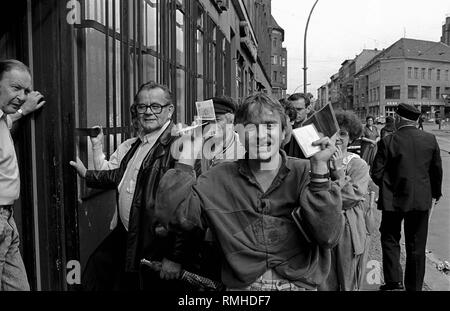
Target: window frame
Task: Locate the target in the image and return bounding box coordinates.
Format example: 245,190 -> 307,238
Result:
385,85 -> 401,100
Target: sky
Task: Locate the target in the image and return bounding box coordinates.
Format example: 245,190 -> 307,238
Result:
271,0 -> 450,97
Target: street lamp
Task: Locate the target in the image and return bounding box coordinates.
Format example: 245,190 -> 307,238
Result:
303,0 -> 319,95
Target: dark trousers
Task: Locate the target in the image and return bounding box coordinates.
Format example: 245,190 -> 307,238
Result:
81,223 -> 186,291
380,210 -> 429,291
81,223 -> 138,291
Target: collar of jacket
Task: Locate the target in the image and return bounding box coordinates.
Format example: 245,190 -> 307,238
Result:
396,124 -> 416,131
142,121 -> 174,146
141,122 -> 175,161
237,149 -> 291,193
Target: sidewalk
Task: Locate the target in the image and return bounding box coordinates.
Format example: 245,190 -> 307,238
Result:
361,125 -> 450,291
362,207 -> 450,291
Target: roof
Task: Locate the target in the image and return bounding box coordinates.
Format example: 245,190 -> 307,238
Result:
357,38 -> 450,74
330,73 -> 339,80
341,59 -> 354,66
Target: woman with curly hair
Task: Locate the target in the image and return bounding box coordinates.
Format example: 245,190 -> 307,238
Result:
319,110 -> 376,291
360,116 -> 380,167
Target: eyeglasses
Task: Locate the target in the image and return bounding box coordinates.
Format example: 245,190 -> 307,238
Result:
136,103 -> 170,114
337,130 -> 349,138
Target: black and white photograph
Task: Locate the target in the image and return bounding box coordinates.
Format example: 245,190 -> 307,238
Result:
0,0 -> 449,303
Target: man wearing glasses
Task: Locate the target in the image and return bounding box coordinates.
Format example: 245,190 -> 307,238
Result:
70,82 -> 186,290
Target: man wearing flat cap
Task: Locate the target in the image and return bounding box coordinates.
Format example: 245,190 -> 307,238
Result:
195,95 -> 245,173
163,96 -> 245,283
371,103 -> 443,291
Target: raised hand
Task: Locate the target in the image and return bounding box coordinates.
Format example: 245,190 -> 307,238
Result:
21,91 -> 46,115
331,145 -> 344,171
90,126 -> 104,146
310,137 -> 337,175
69,157 -> 87,178
159,258 -> 182,281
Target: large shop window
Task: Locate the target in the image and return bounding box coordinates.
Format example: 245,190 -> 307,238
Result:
236,54 -> 244,101
77,0 -> 229,142
78,0 -> 126,170
142,0 -> 159,84
206,18 -> 217,97
176,0 -> 186,123
195,4 -> 205,101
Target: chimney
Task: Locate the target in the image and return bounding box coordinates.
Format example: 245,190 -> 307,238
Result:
442,17 -> 450,45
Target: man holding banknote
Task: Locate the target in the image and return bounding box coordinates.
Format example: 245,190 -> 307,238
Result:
155,93 -> 344,291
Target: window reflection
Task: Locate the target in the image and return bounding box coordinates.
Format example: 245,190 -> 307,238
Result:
144,0 -> 157,50
177,69 -> 186,123
176,9 -> 185,67
84,0 -> 121,33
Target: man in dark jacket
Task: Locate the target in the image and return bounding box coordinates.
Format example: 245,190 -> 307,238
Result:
283,93 -> 311,158
371,103 -> 443,291
70,82 -> 185,290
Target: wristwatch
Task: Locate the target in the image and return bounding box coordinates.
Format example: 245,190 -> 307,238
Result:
310,172 -> 330,179
17,108 -> 24,116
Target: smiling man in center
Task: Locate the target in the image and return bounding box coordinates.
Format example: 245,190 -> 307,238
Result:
155,93 -> 344,291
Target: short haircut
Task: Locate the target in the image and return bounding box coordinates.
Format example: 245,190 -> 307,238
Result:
366,115 -> 374,122
335,110 -> 363,141
235,93 -> 287,130
287,93 -> 310,108
0,59 -> 31,81
385,116 -> 394,124
130,82 -> 174,118
279,98 -> 297,122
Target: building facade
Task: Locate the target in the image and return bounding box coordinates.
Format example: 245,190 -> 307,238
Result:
317,83 -> 329,109
354,38 -> 450,120
0,0 -> 275,290
270,15 -> 287,100
337,59 -> 355,110
246,0 -> 272,93
328,73 -> 340,109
